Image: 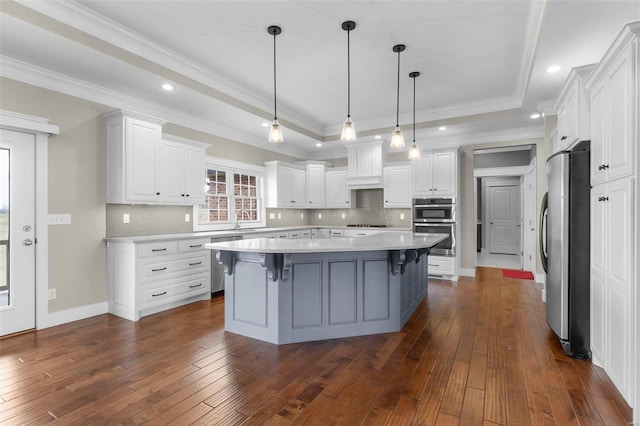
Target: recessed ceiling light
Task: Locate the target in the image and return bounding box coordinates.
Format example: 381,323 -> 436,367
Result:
546,65 -> 561,73
316,143 -> 322,147
438,126 -> 447,131
161,83 -> 174,91
374,135 -> 381,139
530,113 -> 541,119
261,122 -> 270,127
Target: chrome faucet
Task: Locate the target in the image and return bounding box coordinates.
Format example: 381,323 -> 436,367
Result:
234,209 -> 252,230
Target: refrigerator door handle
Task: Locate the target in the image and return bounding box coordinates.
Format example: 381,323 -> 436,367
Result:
539,192 -> 548,273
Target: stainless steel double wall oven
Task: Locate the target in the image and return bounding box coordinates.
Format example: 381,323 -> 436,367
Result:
412,197 -> 456,256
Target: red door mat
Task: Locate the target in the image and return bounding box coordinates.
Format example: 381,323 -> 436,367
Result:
502,269 -> 534,280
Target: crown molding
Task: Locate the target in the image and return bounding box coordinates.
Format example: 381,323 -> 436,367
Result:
0,56 -> 310,159
322,95 -> 522,136
11,0 -> 325,136
516,0 -> 548,102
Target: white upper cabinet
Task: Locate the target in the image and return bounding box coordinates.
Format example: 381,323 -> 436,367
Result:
325,168 -> 351,208
587,41 -> 635,186
412,150 -> 457,197
553,64 -> 595,152
264,161 -> 306,208
105,110 -> 165,204
346,139 -> 385,188
161,139 -> 207,205
304,162 -> 327,208
383,164 -> 411,208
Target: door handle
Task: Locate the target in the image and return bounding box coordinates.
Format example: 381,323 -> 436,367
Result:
23,239 -> 33,246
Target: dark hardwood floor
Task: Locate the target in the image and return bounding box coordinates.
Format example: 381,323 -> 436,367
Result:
0,267 -> 632,425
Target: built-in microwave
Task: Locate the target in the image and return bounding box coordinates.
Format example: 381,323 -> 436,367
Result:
413,197 -> 455,223
413,222 -> 456,256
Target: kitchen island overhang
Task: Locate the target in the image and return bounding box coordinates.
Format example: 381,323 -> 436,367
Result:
206,232 -> 447,345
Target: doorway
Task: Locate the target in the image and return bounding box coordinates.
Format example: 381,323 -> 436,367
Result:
0,129 -> 36,335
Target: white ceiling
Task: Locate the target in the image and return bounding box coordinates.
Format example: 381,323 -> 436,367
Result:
1,0 -> 638,159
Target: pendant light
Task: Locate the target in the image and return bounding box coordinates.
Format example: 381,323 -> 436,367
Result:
390,44 -> 406,148
408,71 -> 421,159
267,25 -> 283,143
340,20 -> 357,141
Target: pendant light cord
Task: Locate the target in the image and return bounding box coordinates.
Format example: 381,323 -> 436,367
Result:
412,74 -> 416,142
347,28 -> 351,118
396,50 -> 400,127
273,31 -> 277,120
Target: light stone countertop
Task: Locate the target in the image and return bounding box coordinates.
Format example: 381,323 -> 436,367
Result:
104,226 -> 411,243
204,231 -> 447,253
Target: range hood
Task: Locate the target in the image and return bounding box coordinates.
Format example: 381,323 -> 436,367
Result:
345,139 -> 385,189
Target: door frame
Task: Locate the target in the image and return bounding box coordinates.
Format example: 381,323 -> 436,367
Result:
0,110 -> 58,330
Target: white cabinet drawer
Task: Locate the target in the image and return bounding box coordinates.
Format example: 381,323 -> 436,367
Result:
427,256 -> 454,275
140,275 -> 210,309
275,232 -> 288,239
178,238 -> 210,253
138,253 -> 209,282
137,241 -> 178,258
330,229 -> 344,237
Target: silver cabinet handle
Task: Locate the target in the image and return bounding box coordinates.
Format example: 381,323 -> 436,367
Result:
151,267 -> 167,272
189,283 -> 202,288
152,248 -> 167,252
189,261 -> 202,266
152,291 -> 167,297
189,244 -> 202,248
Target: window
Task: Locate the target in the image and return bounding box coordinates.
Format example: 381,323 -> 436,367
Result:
194,158 -> 265,231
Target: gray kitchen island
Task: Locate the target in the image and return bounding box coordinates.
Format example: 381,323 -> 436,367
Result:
205,232 -> 447,345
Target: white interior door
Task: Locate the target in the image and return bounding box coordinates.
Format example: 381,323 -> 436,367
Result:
0,129 -> 36,336
488,185 -> 520,255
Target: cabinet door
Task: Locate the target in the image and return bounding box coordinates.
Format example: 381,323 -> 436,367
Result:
590,185 -> 606,367
433,152 -> 456,196
276,166 -> 293,207
161,141 -> 185,204
604,178 -> 633,401
412,155 -> 433,196
383,165 -> 411,208
125,117 -> 161,202
556,83 -> 578,149
183,145 -> 205,204
325,170 -> 350,208
590,82 -> 606,186
291,168 -> 306,207
306,164 -> 325,207
605,48 -> 634,183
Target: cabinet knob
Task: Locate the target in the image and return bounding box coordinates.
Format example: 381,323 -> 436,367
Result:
181,194 -> 185,197
156,192 -> 160,195
561,136 -> 567,141
604,164 -> 609,169
604,196 -> 609,202
186,194 -> 189,197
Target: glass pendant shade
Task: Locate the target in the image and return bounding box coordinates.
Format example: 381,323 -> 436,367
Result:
268,119 -> 284,143
390,126 -> 405,148
408,142 -> 420,159
341,117 -> 356,141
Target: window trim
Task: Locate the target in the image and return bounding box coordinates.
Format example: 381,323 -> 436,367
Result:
193,157 -> 266,232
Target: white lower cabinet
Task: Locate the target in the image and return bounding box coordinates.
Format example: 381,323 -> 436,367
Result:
107,237 -> 211,321
590,178 -> 634,404
426,255 -> 455,277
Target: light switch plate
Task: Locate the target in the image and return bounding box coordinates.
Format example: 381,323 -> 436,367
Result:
48,288 -> 56,300
122,213 -> 130,224
184,213 -> 190,222
400,213 -> 405,220
48,214 -> 71,225
341,213 -> 346,219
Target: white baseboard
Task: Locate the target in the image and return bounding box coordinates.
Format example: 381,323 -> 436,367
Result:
44,301 -> 109,329
535,273 -> 545,284
459,267 -> 476,277
541,289 -> 546,303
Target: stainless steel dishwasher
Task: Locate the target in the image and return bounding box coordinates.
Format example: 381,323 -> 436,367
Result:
211,235 -> 242,294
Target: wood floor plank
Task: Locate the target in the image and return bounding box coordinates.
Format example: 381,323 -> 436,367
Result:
0,268 -> 632,426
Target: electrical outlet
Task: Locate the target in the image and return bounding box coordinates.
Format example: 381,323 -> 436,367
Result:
269,213 -> 275,219
400,213 -> 405,220
184,213 -> 190,222
123,213 -> 130,224
48,288 -> 56,300
300,213 -> 304,219
278,213 -> 282,219
318,213 -> 322,219
341,213 -> 346,219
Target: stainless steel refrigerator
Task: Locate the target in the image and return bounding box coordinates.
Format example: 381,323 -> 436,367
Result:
540,140 -> 590,359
